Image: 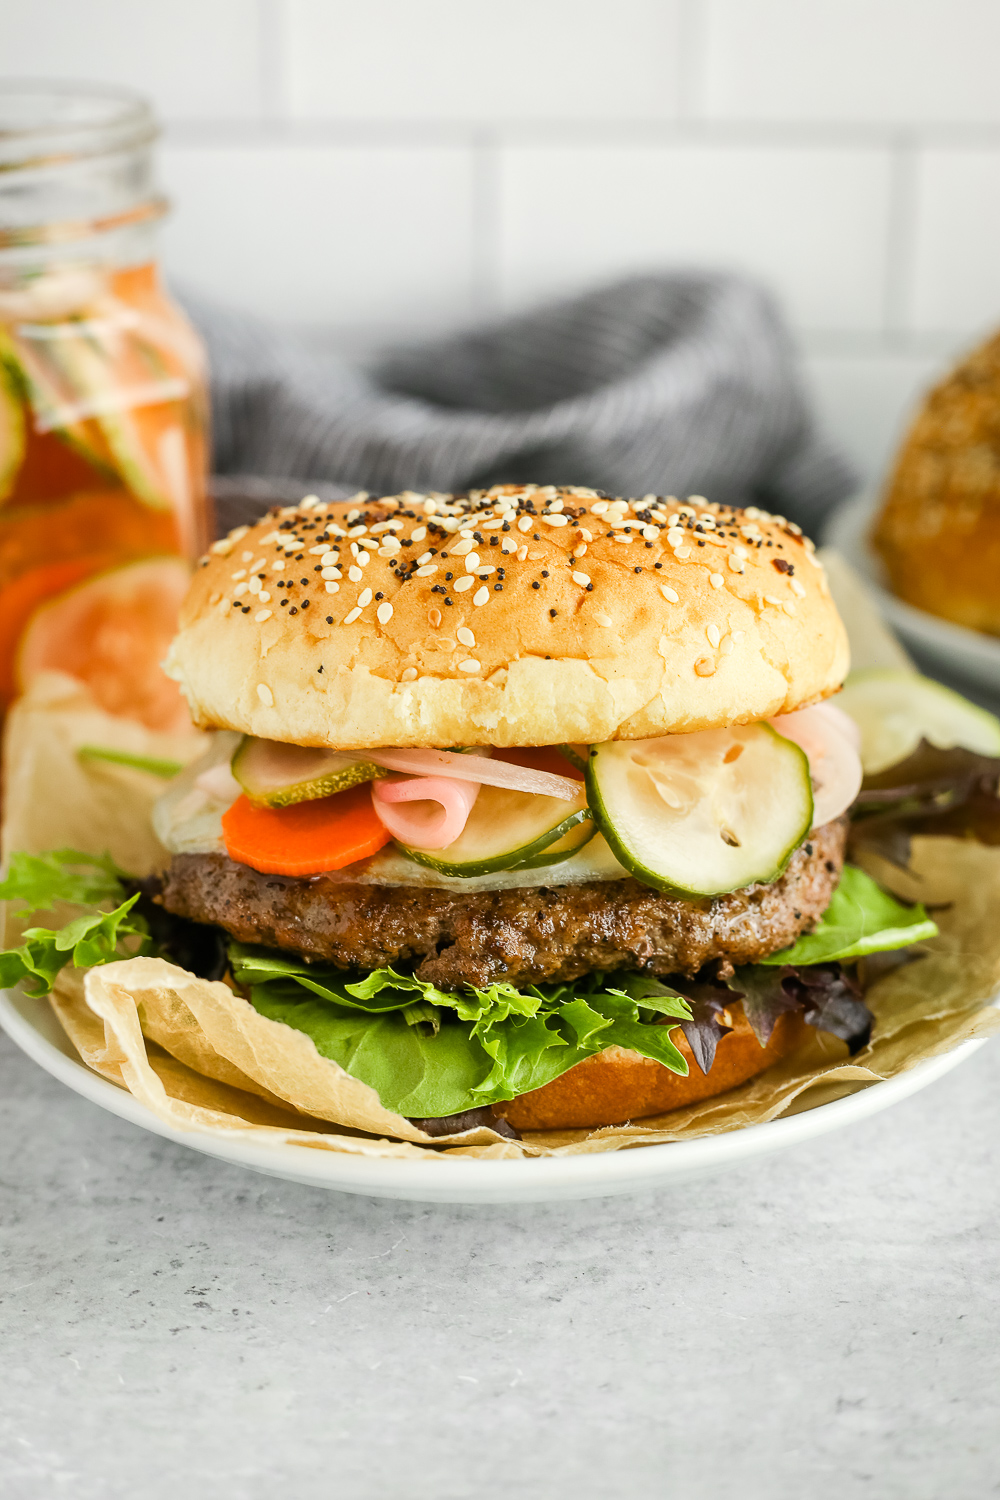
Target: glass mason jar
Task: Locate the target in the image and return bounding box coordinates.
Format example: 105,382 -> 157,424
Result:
0,82 -> 209,732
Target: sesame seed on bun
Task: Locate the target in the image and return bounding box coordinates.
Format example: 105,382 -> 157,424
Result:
165,485 -> 849,749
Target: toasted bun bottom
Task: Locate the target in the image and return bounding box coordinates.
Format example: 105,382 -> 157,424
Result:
496,1004 -> 809,1131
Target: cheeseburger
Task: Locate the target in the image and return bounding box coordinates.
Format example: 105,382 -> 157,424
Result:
142,483 -> 903,1138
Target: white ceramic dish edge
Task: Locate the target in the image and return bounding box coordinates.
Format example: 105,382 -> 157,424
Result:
0,985 -> 985,1204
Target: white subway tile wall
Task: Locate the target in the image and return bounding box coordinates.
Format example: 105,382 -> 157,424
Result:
5,0 -> 1000,486
160,146 -> 478,329
284,0 -> 685,121
702,0 -> 1000,124
496,145 -> 893,331
0,0 -> 265,120
910,150 -> 1000,335
802,353 -> 944,486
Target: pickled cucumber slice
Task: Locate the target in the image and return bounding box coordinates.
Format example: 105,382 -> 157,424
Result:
232,736 -> 386,808
6,308 -> 194,511
37,324 -> 184,511
398,782 -> 593,878
509,810 -> 597,870
558,743 -> 589,772
586,724 -> 813,897
836,668 -> 1000,774
0,353 -> 25,502
3,319 -> 120,480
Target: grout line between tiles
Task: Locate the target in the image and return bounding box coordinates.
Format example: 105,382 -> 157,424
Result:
883,135 -> 920,340
676,0 -> 708,121
258,0 -> 289,121
159,118 -> 1000,150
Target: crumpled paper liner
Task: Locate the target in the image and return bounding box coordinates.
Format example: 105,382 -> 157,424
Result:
528,836 -> 1000,1154
4,598 -> 1000,1161
1,671 -> 207,874
47,967 -> 472,1160
48,962 -> 521,1158
38,835 -> 999,1160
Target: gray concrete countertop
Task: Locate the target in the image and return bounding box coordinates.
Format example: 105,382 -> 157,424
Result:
2,1029 -> 999,1500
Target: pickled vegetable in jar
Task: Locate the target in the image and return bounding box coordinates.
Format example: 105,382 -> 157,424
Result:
0,83 -> 209,733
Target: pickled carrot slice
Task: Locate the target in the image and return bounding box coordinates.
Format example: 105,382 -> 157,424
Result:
222,784 -> 392,876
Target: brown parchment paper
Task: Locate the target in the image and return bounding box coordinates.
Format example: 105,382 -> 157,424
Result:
1,671 -> 208,873
4,587 -> 1000,1162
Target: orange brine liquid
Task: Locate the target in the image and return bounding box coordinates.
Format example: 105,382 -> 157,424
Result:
0,262 -> 209,730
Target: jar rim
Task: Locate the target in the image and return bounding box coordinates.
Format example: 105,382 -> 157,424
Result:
0,80 -> 158,169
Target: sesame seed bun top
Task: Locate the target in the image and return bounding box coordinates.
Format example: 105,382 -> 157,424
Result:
165,484 -> 849,749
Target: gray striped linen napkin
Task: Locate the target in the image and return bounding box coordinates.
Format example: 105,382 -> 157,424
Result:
186,272 -> 856,539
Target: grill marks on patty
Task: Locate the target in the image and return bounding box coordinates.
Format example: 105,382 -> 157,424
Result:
156,818 -> 848,990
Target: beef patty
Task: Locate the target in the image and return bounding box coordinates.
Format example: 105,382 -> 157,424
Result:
156,817 -> 848,989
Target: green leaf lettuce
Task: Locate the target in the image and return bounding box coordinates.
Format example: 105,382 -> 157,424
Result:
232,866 -> 937,1119
0,850 -> 151,996
230,945 -> 692,1118
0,851 -> 938,1121
758,864 -> 936,966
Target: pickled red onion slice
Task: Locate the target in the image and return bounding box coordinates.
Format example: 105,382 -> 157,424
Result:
196,760 -> 242,803
371,775 -> 481,850
771,704 -> 863,828
810,698 -> 862,752
356,746 -> 580,800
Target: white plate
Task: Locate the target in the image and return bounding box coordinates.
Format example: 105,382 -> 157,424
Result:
0,985 -> 985,1203
825,493 -> 1000,706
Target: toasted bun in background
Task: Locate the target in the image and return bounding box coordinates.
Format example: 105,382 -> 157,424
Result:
167,485 -> 849,750
873,329 -> 1000,636
497,1004 -> 810,1131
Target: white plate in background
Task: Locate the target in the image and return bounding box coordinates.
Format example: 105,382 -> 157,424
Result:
825,493 -> 1000,707
0,984 -> 984,1204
